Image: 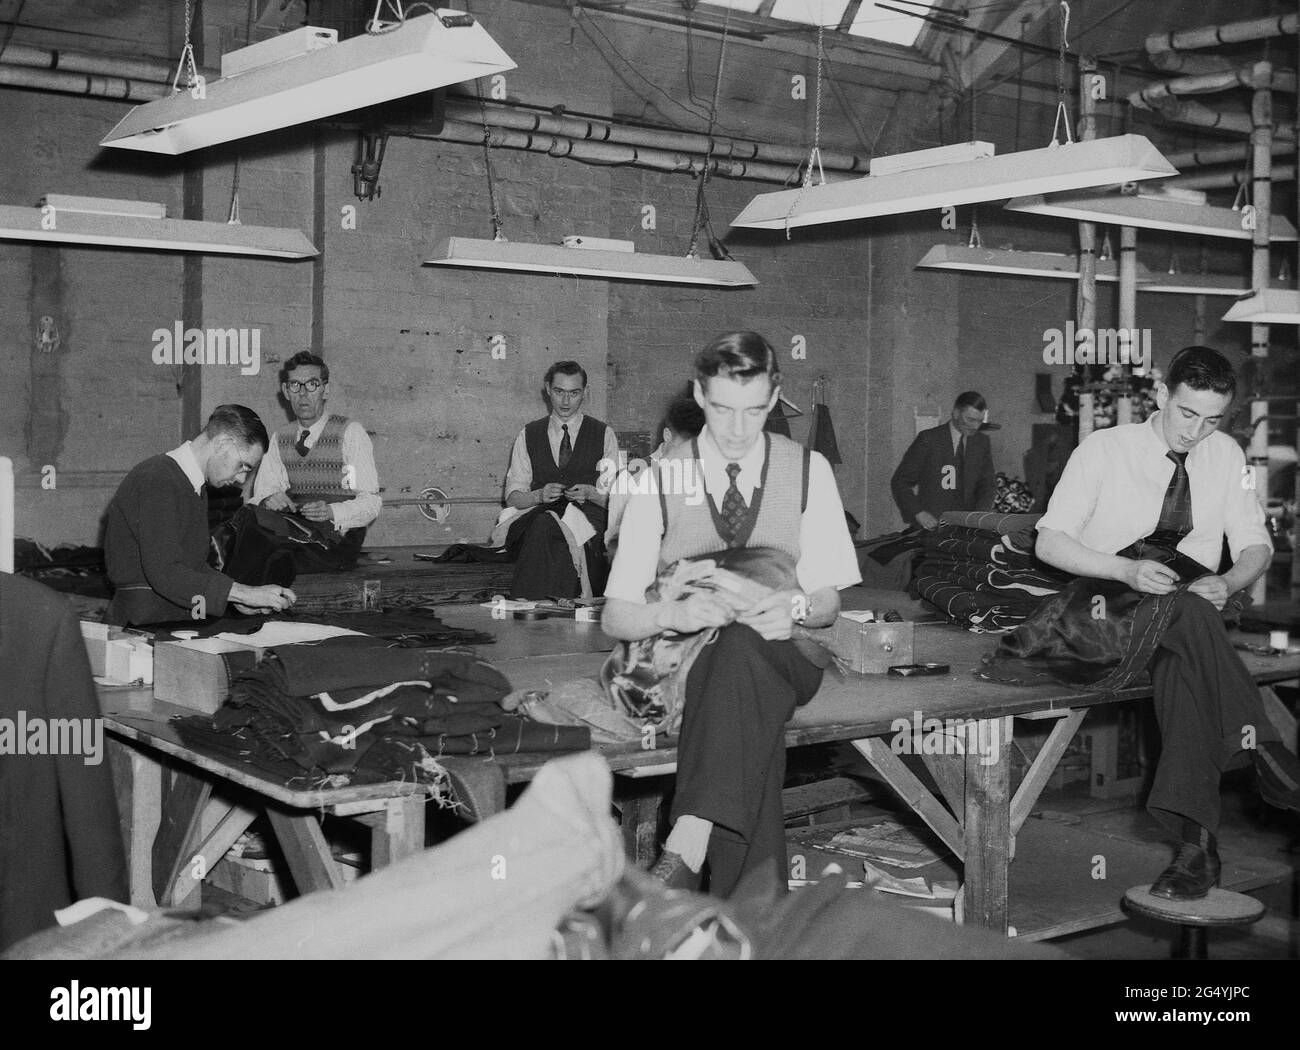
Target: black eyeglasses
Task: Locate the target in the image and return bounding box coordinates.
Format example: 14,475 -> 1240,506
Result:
285,379 -> 323,394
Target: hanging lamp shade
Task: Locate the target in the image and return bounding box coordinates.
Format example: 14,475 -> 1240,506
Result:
730,135 -> 1178,231
0,195 -> 317,258
1005,185 -> 1298,242
915,245 -> 1151,283
1222,289 -> 1300,323
425,236 -> 757,286
101,13 -> 516,154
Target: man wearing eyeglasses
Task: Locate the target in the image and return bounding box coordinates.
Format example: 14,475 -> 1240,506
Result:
105,405 -> 296,626
251,351 -> 381,572
503,361 -> 620,598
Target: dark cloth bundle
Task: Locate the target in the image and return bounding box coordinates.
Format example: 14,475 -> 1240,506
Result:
977,542 -> 1249,691
914,517 -> 1070,632
175,635 -> 588,788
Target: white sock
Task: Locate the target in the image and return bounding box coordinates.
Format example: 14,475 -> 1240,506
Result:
664,815 -> 713,872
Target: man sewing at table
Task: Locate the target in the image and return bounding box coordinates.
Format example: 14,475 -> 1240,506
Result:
105,405 -> 295,626
251,351 -> 381,572
1034,345 -> 1300,900
603,331 -> 861,897
503,360 -> 620,599
891,391 -> 996,530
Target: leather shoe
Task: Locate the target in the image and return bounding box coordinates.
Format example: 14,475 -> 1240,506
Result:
649,850 -> 702,893
1150,841 -> 1221,902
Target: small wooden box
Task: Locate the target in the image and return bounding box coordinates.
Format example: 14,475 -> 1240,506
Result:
807,617 -> 915,674
153,639 -> 263,713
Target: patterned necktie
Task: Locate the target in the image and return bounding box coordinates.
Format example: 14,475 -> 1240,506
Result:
1155,450 -> 1193,537
719,462 -> 748,547
558,424 -> 572,469
295,428 -> 310,457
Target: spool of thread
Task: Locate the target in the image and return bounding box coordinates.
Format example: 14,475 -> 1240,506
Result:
1269,630 -> 1289,652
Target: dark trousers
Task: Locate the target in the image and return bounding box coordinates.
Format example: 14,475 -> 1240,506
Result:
509,514 -> 607,599
671,623 -> 823,898
1148,593 -> 1278,835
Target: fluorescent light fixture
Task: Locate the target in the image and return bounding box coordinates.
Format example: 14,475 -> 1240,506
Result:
1222,289 -> 1300,324
731,135 -> 1178,231
914,245 -> 1151,283
0,196 -> 317,258
1138,273 -> 1255,296
101,12 -> 516,155
425,236 -> 757,286
1006,186 -> 1298,242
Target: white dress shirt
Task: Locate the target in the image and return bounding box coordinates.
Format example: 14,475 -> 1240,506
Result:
504,412 -> 621,498
251,415 -> 382,532
166,442 -> 205,495
1037,410 -> 1272,569
605,431 -> 862,603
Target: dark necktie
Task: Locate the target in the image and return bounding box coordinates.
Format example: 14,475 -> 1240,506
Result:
719,462 -> 748,547
558,424 -> 572,469
956,436 -> 967,495
1155,450 -> 1193,538
295,428 -> 310,457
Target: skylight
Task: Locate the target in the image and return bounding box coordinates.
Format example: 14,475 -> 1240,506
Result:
697,0 -> 939,47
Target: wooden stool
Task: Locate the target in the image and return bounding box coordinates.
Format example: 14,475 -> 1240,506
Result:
1123,885 -> 1266,959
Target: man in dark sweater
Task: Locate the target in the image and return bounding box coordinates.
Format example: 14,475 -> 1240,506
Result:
105,404 -> 297,626
502,361 -> 620,599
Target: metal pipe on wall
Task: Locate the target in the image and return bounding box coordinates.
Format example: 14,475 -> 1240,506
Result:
1116,224 -> 1137,426
1165,141 -> 1295,170
1146,13 -> 1298,56
1128,62 -> 1297,109
1171,164 -> 1297,191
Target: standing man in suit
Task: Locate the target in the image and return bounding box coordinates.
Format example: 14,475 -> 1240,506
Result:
891,391 -> 996,529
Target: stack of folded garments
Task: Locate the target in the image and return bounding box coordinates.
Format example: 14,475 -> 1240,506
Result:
175,635 -> 590,789
913,511 -> 1071,633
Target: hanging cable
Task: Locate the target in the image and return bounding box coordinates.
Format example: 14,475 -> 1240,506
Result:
475,80 -> 507,241
688,4 -> 733,261
227,155 -> 241,225
1049,1 -> 1074,145
784,23 -> 827,240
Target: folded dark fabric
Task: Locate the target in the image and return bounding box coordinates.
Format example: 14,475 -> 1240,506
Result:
266,636 -> 512,697
858,527 -> 926,566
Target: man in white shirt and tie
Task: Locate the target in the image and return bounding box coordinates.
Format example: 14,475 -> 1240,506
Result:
603,332 -> 861,897
252,352 -> 381,571
503,361 -> 620,598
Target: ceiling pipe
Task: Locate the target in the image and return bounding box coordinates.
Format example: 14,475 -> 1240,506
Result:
1146,13 -> 1298,56
0,63 -> 160,102
1171,164 -> 1296,190
443,99 -> 868,174
1136,98 -> 1296,138
0,41 -> 187,84
1148,52 -> 1234,75
422,118 -> 826,184
1129,62 -> 1296,108
1164,141 -> 1294,169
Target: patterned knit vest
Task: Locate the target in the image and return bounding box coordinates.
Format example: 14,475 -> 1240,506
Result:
657,433 -> 806,573
280,414 -> 352,500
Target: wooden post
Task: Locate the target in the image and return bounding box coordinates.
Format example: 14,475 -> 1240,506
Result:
1118,224 -> 1138,425
1075,57 -> 1099,375
1249,76 -> 1272,605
